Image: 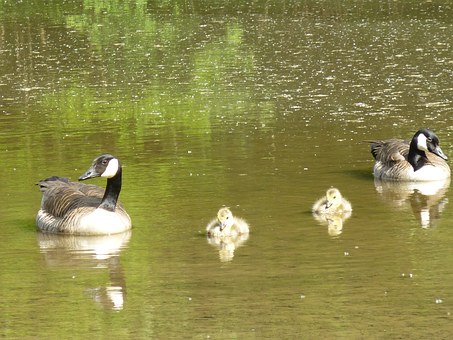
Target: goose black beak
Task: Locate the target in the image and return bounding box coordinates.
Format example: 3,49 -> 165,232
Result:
433,146 -> 448,161
79,166 -> 98,181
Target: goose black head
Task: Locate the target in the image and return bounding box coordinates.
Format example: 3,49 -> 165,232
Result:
79,154 -> 120,181
413,128 -> 448,161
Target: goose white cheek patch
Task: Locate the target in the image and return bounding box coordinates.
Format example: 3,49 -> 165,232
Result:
417,134 -> 428,151
101,158 -> 119,178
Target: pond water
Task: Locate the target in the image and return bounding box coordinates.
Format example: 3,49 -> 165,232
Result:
1,1 -> 453,338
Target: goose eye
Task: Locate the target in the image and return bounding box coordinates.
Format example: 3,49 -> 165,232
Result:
102,160 -> 108,165
427,137 -> 432,142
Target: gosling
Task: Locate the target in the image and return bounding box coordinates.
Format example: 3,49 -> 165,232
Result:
206,207 -> 250,237
312,188 -> 352,215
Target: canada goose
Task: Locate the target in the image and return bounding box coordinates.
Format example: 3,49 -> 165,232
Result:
368,128 -> 450,181
312,188 -> 352,215
206,207 -> 250,237
36,154 -> 132,235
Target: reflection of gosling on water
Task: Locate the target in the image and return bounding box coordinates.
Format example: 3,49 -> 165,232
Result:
206,233 -> 250,262
313,211 -> 351,237
206,207 -> 250,237
312,188 -> 352,215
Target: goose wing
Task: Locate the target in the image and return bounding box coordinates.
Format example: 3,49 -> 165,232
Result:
368,139 -> 409,164
37,177 -> 104,218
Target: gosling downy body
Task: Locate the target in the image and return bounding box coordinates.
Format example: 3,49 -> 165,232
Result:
312,188 -> 352,215
36,154 -> 132,235
206,207 -> 250,237
368,128 -> 450,181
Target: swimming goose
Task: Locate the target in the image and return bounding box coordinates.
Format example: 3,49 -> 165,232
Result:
312,188 -> 352,215
36,154 -> 132,235
368,128 -> 450,181
206,207 -> 250,237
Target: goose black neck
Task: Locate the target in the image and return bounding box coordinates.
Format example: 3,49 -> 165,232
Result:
99,168 -> 122,211
408,140 -> 427,172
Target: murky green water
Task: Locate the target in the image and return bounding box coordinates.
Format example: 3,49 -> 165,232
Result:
1,1 -> 453,338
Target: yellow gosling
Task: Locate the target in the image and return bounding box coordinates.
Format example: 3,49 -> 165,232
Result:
206,207 -> 250,237
312,188 -> 352,215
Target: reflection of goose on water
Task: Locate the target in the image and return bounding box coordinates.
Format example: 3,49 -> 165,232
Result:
36,154 -> 132,235
366,128 -> 450,181
206,207 -> 250,237
374,178 -> 450,228
37,231 -> 131,310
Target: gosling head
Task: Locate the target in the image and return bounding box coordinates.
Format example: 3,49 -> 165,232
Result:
217,207 -> 234,231
79,154 -> 121,181
325,188 -> 342,209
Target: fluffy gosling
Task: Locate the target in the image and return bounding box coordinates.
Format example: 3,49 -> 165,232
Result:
312,188 -> 352,215
206,207 -> 250,237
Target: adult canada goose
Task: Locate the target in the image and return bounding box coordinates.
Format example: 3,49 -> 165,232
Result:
36,154 -> 132,235
206,207 -> 250,237
312,188 -> 352,215
368,128 -> 450,181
